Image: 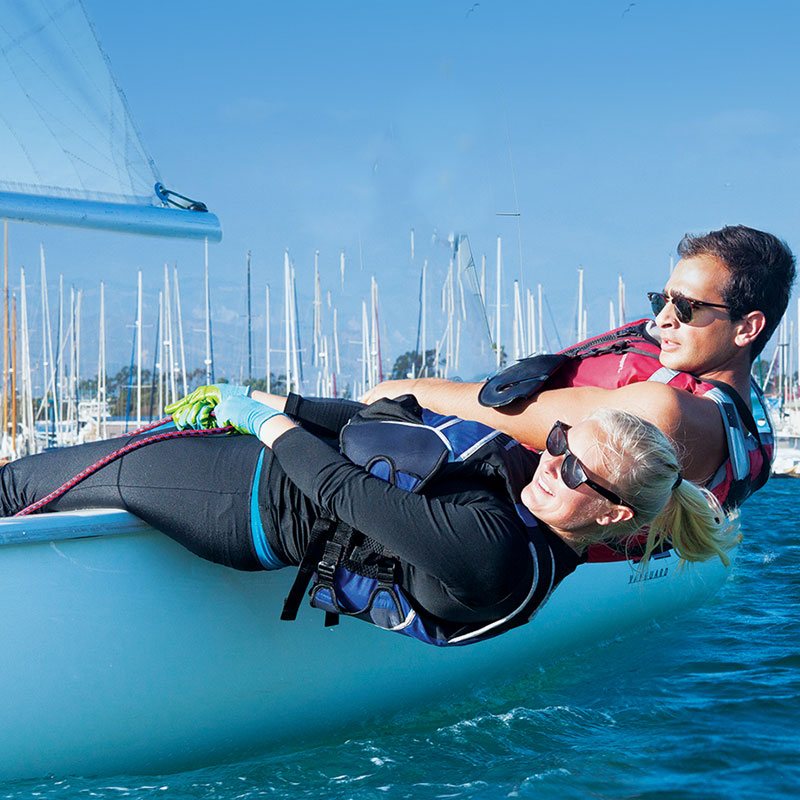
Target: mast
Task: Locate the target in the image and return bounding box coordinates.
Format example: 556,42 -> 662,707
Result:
284,250 -> 291,393
73,287 -> 83,436
39,245 -> 58,440
312,250 -> 321,369
577,266 -> 584,342
332,306 -> 341,380
203,238 -> 214,384
136,270 -> 143,425
536,283 -> 544,353
98,281 -> 107,440
495,236 -> 502,368
265,284 -> 271,393
617,274 -> 626,326
370,276 -> 383,384
67,286 -> 75,434
361,300 -> 369,390
291,263 -> 302,390
11,292 -> 16,455
420,260 -> 427,375
513,280 -> 523,361
19,268 -> 34,455
527,288 -> 536,354
173,266 -> 188,396
157,290 -> 164,416
246,250 -> 253,381
163,263 -> 177,406
2,220 -> 8,443
148,292 -> 161,422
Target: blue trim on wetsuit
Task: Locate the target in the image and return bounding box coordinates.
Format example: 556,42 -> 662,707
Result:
147,421 -> 177,432
250,449 -> 286,570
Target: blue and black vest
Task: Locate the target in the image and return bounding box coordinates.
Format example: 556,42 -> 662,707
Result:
281,396 -> 559,647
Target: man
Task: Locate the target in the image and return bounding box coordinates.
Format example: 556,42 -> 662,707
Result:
363,225 -> 796,510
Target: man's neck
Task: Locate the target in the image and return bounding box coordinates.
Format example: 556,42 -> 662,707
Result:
700,364 -> 753,406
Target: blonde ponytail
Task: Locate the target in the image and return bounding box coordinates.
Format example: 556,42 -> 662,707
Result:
590,408 -> 740,565
643,482 -> 740,567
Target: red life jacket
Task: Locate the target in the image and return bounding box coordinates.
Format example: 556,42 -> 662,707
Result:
481,319 -> 774,562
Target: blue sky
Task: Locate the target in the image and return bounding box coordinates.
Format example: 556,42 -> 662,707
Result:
7,0 -> 800,384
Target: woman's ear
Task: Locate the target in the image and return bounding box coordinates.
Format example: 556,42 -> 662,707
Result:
596,505 -> 635,527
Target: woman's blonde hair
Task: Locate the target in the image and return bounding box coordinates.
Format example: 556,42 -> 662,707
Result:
589,408 -> 740,565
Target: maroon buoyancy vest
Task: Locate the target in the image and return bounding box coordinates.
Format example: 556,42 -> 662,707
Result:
480,319 -> 774,513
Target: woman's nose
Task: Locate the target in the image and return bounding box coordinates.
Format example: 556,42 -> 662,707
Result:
541,450 -> 562,480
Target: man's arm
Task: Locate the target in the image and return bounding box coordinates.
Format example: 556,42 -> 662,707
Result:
363,378 -> 725,483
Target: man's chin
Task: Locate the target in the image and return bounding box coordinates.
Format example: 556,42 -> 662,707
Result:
658,350 -> 686,371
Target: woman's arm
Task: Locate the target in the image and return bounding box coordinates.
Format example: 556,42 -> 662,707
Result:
264,422 -> 526,598
251,391 -> 365,438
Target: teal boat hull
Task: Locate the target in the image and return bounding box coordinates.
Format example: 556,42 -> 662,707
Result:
0,509 -> 730,780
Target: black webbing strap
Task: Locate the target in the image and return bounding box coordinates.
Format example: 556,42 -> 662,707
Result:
281,517 -> 338,621
316,525 -> 355,628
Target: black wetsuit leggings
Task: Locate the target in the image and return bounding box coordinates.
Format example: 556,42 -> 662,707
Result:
0,431 -> 267,570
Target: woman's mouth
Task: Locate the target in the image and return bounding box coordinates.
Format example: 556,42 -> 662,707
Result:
536,476 -> 555,497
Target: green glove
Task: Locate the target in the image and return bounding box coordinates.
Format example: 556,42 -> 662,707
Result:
165,384 -> 250,429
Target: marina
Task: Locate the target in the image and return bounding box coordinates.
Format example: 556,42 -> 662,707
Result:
0,0 -> 797,797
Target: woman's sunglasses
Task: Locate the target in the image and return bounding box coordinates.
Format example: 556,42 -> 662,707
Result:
545,421 -> 634,513
647,291 -> 730,324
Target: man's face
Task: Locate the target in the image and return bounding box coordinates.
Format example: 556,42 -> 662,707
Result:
655,255 -> 742,375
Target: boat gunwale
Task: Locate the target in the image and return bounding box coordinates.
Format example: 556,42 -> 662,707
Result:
0,508 -> 151,546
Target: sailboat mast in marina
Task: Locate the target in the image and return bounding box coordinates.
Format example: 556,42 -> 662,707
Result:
174,267 -> 188,397
495,237 -> 502,368
247,251 -> 253,381
97,281 -> 108,441
136,271 -> 143,425
265,284 -> 272,393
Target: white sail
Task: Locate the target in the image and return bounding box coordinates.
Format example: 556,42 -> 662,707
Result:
0,0 -> 220,240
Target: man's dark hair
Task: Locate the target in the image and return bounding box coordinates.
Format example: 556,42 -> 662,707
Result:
677,225 -> 796,360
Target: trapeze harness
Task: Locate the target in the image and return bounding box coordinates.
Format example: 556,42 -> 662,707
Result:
479,318 -> 774,513
281,398 -> 564,647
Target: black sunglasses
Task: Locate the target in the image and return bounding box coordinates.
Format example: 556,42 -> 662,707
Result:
647,291 -> 730,324
546,421 -> 634,513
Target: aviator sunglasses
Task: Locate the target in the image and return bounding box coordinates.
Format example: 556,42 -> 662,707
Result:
647,291 -> 730,324
545,421 -> 634,513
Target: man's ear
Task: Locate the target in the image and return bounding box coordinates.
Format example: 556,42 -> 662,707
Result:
734,310 -> 766,349
596,505 -> 635,527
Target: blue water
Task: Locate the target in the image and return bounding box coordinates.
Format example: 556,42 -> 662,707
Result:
3,480 -> 798,800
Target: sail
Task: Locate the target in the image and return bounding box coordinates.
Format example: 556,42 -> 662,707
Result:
0,0 -> 221,240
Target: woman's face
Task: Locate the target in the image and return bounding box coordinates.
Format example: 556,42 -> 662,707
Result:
520,418 -> 624,536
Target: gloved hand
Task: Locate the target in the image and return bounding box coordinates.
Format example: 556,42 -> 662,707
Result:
165,384 -> 250,430
213,395 -> 284,437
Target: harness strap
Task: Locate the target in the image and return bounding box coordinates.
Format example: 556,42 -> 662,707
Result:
280,516 -> 339,621
702,378 -> 772,494
648,366 -> 680,384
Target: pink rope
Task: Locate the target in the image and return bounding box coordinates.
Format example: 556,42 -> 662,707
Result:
14,417 -> 234,517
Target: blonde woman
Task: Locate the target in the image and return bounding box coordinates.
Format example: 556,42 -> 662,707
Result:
0,391 -> 736,646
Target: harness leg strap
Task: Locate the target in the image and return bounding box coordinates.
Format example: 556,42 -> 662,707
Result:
281,517 -> 337,621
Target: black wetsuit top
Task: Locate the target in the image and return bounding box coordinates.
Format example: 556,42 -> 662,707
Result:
262,395 -> 582,624
0,395 -> 583,628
